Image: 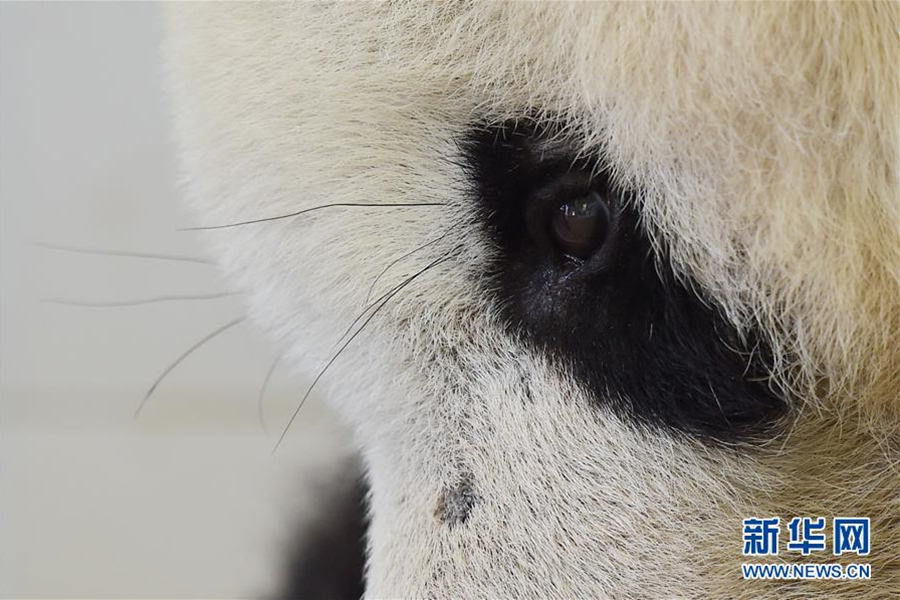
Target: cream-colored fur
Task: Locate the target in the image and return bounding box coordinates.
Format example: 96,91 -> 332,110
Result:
164,2 -> 899,597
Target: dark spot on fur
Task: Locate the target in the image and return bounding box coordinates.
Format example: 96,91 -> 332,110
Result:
521,376 -> 534,403
518,364 -> 535,403
435,476 -> 479,527
463,119 -> 787,443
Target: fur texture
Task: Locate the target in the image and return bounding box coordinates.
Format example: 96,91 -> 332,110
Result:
165,3 -> 899,597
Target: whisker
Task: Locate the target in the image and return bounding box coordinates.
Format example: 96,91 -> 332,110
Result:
336,229 -> 461,349
272,252 -> 458,453
333,288 -> 394,351
43,292 -> 235,308
182,202 -> 446,231
135,316 -> 245,418
257,357 -> 280,436
336,237 -> 456,349
363,225 -> 460,306
333,267 -> 420,350
31,242 -> 213,265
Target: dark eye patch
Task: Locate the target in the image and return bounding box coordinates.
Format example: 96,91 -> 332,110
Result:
463,120 -> 786,443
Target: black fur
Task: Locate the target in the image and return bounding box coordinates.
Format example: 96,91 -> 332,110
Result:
278,477 -> 367,600
464,120 -> 786,442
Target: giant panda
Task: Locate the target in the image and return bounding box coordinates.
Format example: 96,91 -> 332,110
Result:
164,2 -> 899,598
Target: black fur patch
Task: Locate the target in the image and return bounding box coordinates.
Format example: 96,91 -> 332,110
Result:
278,477 -> 367,600
463,120 -> 786,442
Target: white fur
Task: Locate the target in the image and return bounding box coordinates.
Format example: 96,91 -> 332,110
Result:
164,3 -> 899,597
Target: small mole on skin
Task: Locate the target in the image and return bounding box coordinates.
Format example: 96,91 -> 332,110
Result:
434,476 -> 479,527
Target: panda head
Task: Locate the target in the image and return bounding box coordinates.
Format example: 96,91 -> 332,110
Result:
165,3 -> 899,597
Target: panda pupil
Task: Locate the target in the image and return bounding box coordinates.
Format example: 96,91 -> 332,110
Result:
551,191 -> 609,259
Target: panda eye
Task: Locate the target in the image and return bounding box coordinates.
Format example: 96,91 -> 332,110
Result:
550,190 -> 611,259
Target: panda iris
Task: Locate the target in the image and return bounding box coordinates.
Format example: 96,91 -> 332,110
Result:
165,2 -> 899,598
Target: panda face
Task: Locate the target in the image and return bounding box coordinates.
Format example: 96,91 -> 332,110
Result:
165,3 -> 899,598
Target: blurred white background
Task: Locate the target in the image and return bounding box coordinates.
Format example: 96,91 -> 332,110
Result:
0,3 -> 345,597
